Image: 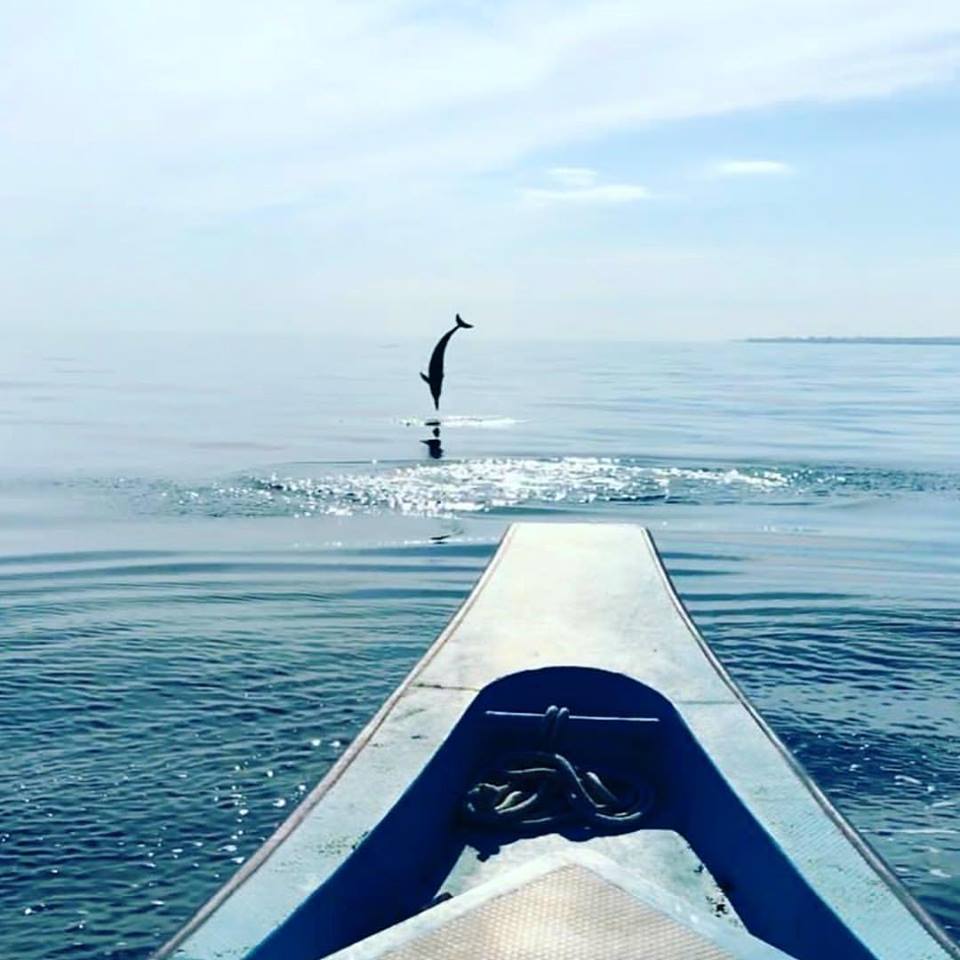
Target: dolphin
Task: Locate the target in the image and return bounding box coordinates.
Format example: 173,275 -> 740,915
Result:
420,314 -> 473,410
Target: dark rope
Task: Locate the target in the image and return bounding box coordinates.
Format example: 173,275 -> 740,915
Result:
462,705 -> 653,833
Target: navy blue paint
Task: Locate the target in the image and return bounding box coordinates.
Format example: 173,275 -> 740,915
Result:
247,668 -> 876,960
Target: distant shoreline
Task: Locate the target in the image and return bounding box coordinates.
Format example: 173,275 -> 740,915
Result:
744,336 -> 960,345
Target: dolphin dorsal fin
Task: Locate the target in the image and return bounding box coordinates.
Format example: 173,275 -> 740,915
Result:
420,372 -> 430,384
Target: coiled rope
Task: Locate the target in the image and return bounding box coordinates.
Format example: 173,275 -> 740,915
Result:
462,705 -> 653,833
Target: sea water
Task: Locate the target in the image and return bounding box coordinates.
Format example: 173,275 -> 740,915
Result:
1,332 -> 958,958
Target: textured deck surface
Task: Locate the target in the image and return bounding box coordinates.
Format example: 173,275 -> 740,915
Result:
376,865 -> 735,960
326,852 -> 793,960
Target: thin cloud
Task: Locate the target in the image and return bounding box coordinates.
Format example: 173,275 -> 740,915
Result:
708,160 -> 795,177
1,1 -> 958,334
2,1 -> 954,211
524,169 -> 651,205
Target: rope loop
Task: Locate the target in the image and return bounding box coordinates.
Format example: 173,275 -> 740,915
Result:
539,705 -> 570,748
462,706 -> 653,834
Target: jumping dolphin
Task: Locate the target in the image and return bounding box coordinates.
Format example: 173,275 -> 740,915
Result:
420,314 -> 473,410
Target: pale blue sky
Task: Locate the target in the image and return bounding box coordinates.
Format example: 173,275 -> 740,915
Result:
1,1 -> 958,339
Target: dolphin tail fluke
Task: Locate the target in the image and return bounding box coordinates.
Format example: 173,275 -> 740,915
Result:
455,313 -> 473,329
420,372 -> 430,384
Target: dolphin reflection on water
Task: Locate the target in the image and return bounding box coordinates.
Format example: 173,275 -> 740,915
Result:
420,314 -> 473,411
421,425 -> 443,460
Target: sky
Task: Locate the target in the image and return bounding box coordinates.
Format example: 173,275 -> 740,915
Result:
1,0 -> 959,340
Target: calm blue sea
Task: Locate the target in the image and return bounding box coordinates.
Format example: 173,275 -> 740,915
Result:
1,332 -> 958,958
